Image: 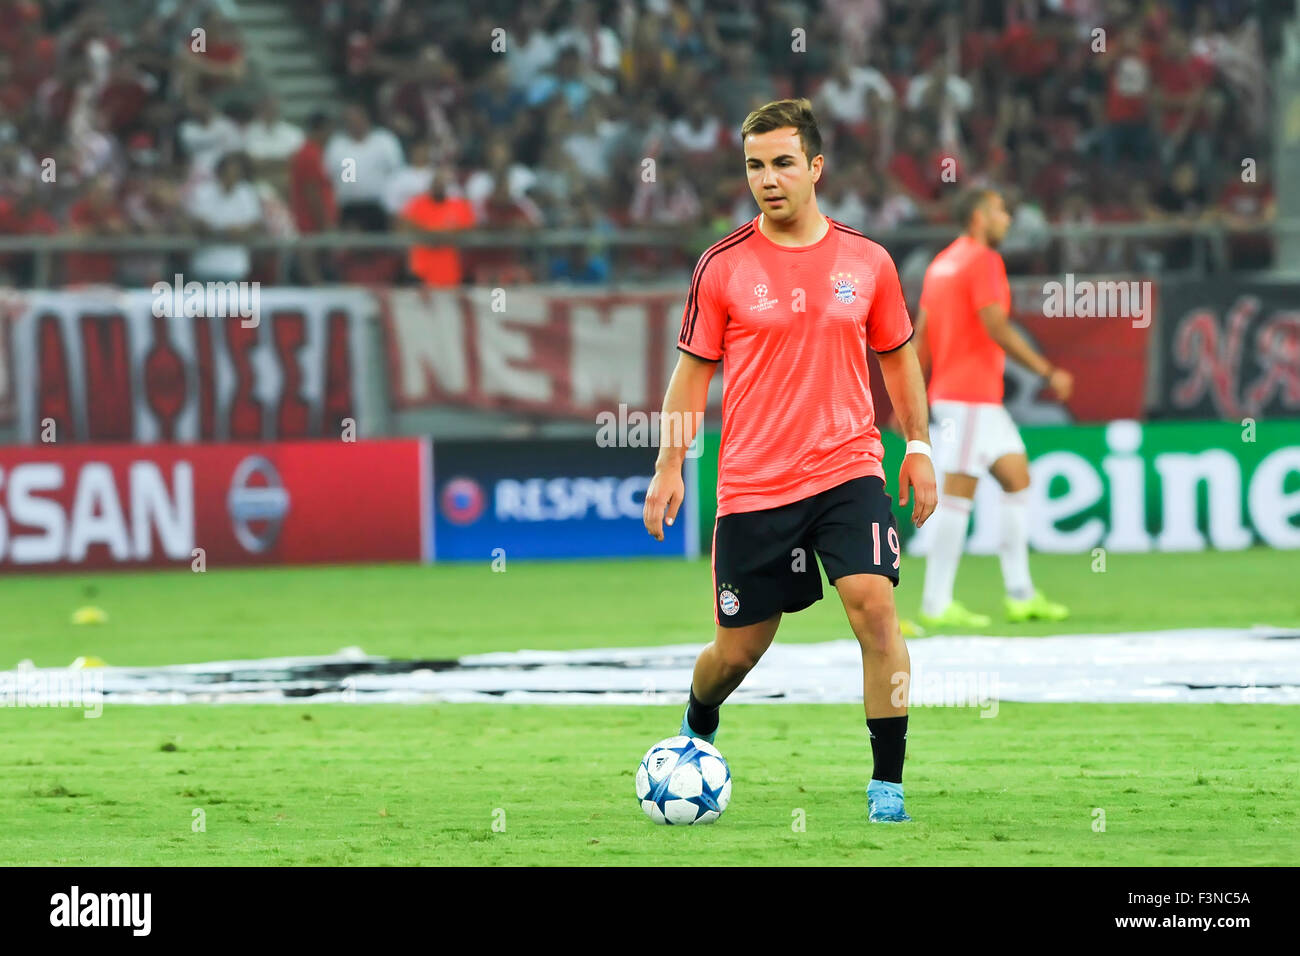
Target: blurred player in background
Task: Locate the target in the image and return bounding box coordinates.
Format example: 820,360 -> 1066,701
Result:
914,188 -> 1073,628
643,99 -> 936,823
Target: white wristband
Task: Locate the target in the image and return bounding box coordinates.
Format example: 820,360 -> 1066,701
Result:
905,440 -> 932,458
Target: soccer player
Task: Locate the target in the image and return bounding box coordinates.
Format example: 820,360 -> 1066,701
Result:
913,188 -> 1073,628
642,99 -> 936,823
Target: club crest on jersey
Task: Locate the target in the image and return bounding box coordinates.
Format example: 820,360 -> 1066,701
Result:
719,589 -> 740,616
750,282 -> 778,312
831,272 -> 858,303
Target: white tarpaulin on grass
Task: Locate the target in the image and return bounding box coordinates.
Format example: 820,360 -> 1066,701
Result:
2,627 -> 1298,707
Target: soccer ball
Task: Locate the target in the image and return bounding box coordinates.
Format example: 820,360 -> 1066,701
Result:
635,735 -> 731,825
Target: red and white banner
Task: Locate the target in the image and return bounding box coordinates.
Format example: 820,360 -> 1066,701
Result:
8,288 -> 375,443
379,287 -> 723,420
0,439 -> 427,570
380,282 -> 1152,426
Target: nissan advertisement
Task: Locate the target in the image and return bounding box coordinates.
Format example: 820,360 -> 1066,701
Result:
0,440 -> 428,570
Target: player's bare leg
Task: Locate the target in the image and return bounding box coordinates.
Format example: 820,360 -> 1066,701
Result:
989,452 -> 1029,493
681,613 -> 781,742
834,573 -> 909,719
920,471 -> 990,627
835,573 -> 913,821
990,452 -> 1068,621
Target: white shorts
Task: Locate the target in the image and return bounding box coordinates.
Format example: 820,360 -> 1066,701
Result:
931,401 -> 1026,476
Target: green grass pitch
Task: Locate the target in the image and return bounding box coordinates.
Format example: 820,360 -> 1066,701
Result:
1,549 -> 1298,866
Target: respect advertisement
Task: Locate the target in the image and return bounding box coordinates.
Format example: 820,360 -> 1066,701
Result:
696,421 -> 1300,555
432,439 -> 697,561
0,439 -> 427,571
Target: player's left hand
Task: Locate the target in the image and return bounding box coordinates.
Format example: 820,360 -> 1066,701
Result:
898,453 -> 937,528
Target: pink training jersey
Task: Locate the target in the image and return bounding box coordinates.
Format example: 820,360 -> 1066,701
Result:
677,215 -> 913,517
919,235 -> 1011,404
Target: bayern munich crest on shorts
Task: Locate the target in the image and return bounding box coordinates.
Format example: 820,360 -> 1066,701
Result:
719,589 -> 740,616
831,272 -> 858,303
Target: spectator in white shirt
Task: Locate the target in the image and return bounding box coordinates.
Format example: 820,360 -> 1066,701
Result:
464,135 -> 538,210
324,102 -> 405,230
244,97 -> 304,166
629,156 -> 701,226
186,151 -> 263,280
384,140 -> 437,217
508,7 -> 560,91
243,97 -> 303,200
669,99 -> 723,156
816,55 -> 896,126
178,95 -> 243,179
555,0 -> 620,92
906,59 -> 974,114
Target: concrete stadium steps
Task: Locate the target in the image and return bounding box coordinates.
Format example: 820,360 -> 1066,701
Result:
229,0 -> 340,123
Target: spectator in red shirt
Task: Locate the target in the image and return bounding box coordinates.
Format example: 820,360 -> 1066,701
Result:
1216,164 -> 1275,269
178,13 -> 246,101
289,112 -> 337,284
465,175 -> 543,285
99,57 -> 157,139
0,0 -> 40,58
387,44 -> 462,161
0,185 -> 59,285
0,51 -> 27,115
399,164 -> 476,287
1102,25 -> 1155,165
65,173 -> 128,285
1153,27 -> 1214,160
887,121 -> 949,217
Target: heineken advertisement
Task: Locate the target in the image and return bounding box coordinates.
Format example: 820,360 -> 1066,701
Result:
696,420 -> 1300,555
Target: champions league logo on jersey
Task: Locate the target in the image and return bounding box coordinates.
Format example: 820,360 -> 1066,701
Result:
749,282 -> 779,312
831,272 -> 858,304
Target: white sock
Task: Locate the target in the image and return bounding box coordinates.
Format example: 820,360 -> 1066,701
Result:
1000,489 -> 1034,601
922,495 -> 972,616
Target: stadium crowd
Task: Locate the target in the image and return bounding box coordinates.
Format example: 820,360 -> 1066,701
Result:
0,0 -> 1278,286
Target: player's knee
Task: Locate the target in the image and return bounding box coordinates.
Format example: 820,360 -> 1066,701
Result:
846,599 -> 898,655
715,641 -> 764,677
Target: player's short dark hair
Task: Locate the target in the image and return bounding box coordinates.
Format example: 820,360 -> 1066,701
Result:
740,98 -> 823,164
954,187 -> 999,228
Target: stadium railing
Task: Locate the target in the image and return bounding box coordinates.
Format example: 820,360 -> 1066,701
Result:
0,221 -> 1288,286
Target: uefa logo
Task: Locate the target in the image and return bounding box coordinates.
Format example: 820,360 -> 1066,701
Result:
441,477 -> 486,525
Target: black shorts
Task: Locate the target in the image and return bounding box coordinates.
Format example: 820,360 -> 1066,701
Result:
711,475 -> 900,628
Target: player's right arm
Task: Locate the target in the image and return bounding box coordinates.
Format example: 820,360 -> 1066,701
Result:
643,352 -> 715,541
645,248 -> 729,541
977,303 -> 1074,400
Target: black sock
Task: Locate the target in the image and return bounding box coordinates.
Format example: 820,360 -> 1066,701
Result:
687,686 -> 721,736
867,715 -> 908,783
